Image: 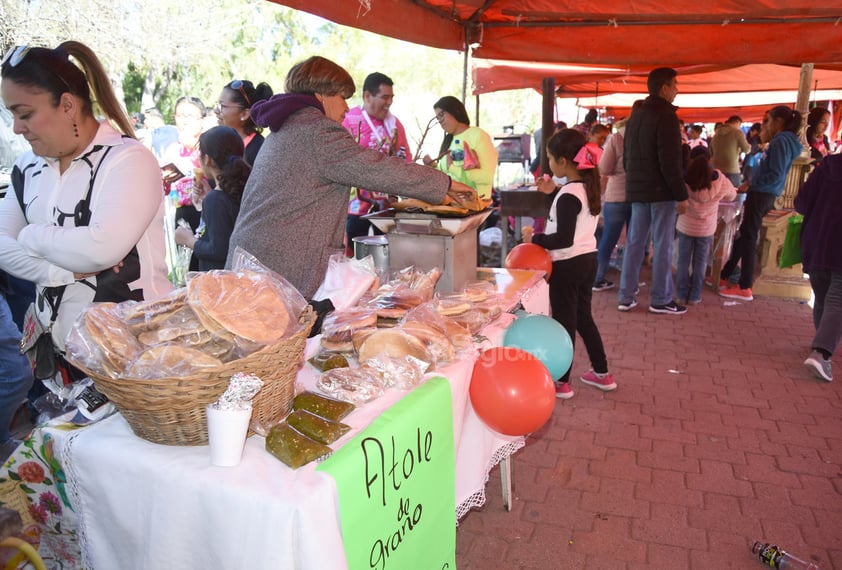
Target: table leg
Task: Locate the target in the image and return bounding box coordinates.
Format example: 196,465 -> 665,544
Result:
500,455 -> 513,511
499,214 -> 508,268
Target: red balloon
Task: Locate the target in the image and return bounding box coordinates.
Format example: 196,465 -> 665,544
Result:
469,347 -> 556,436
505,243 -> 553,279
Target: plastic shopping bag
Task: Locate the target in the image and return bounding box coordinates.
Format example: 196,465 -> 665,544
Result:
779,214 -> 803,269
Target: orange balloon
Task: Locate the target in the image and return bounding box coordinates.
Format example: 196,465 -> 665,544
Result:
469,347 -> 556,436
505,243 -> 553,279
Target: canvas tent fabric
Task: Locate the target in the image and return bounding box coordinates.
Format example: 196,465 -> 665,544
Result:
271,1 -> 842,67
473,62 -> 842,96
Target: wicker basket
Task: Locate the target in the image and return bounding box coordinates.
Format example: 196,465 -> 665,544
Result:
69,306 -> 316,446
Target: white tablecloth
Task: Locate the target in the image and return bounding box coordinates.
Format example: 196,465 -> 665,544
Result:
54,271 -> 549,569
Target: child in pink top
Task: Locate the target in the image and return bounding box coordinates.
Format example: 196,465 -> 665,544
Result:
676,146 -> 740,304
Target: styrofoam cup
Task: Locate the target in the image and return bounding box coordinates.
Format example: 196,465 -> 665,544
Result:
206,404 -> 252,467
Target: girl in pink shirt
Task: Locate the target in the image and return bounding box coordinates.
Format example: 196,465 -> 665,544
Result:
676,146 -> 739,304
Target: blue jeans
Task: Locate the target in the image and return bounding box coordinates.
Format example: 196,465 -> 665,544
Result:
595,202 -> 632,283
619,201 -> 678,306
676,232 -> 713,303
0,296 -> 33,442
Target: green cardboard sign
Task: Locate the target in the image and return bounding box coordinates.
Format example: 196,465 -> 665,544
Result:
318,376 -> 456,570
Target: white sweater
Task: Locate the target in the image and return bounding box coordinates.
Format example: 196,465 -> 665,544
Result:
0,122 -> 171,349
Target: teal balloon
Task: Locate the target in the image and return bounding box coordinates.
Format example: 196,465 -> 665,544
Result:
503,313 -> 573,380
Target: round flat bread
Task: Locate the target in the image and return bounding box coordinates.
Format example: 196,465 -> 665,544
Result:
400,322 -> 454,363
137,309 -> 205,346
358,329 -> 432,364
464,287 -> 489,303
122,289 -> 188,322
84,303 -> 143,374
188,271 -> 291,344
126,344 -> 222,378
437,300 -> 471,316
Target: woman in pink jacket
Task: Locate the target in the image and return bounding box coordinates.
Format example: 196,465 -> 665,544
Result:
676,146 -> 741,305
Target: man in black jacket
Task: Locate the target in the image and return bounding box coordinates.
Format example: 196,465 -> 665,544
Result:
618,67 -> 689,315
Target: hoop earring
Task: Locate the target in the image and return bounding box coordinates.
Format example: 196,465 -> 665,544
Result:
73,121 -> 79,138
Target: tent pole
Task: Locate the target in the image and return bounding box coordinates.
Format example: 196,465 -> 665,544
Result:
541,77 -> 555,175
475,95 -> 480,128
462,40 -> 469,103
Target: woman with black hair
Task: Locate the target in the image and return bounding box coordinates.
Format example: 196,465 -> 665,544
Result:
214,79 -> 273,165
175,126 -> 247,270
806,106 -> 832,165
422,96 -> 497,200
0,41 -> 170,370
720,106 -> 803,301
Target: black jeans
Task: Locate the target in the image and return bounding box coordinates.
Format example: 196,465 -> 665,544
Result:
721,191 -> 776,289
547,252 -> 608,383
807,269 -> 842,356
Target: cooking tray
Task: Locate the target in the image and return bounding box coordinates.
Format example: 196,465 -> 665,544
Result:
364,208 -> 493,236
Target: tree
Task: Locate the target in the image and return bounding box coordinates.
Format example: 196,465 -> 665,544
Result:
1,0 -> 544,157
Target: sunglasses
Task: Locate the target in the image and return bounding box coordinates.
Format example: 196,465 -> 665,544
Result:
230,80 -> 251,107
2,45 -> 76,94
1,45 -> 32,67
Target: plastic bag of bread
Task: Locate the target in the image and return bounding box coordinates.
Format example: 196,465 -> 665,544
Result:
224,246 -> 309,338
125,344 -> 223,379
401,302 -> 473,354
395,303 -> 460,364
312,253 -> 377,311
390,265 -> 441,301
64,302 -> 144,378
319,308 -> 377,353
462,280 -> 498,304
64,303 -> 135,378
358,265 -> 441,317
363,355 -> 428,390
356,328 -> 433,366
316,367 -> 386,405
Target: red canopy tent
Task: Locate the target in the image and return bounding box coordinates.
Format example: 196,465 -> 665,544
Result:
472,61 -> 842,122
270,1 -> 842,67
473,62 -> 842,96
271,2 -> 842,125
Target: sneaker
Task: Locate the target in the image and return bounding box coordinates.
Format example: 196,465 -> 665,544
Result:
592,280 -> 615,292
580,370 -> 618,392
618,299 -> 638,312
719,284 -> 753,301
804,350 -> 833,382
555,382 -> 574,399
649,301 -> 688,315
719,279 -> 730,290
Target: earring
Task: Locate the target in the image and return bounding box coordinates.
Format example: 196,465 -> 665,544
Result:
73,121 -> 79,138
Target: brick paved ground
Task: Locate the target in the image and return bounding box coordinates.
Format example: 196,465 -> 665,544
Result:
456,271 -> 841,569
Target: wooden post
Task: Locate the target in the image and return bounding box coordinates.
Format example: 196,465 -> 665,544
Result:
540,77 -> 555,176
795,63 -> 814,154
